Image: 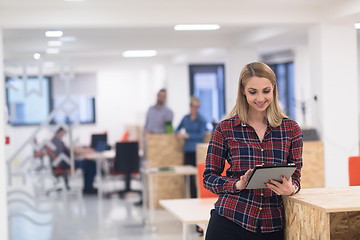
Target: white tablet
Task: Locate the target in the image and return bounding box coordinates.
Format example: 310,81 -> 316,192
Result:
245,163 -> 297,189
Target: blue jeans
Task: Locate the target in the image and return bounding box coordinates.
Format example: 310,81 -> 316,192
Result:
75,160 -> 96,190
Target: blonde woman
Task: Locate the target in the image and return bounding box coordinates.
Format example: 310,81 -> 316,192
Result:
203,62 -> 303,240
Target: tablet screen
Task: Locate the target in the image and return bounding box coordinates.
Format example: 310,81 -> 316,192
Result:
245,163 -> 296,189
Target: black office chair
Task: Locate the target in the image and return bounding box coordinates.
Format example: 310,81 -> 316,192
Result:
110,142 -> 142,198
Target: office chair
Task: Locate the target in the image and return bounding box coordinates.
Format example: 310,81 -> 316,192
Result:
349,156 -> 360,186
197,161 -> 230,198
110,142 -> 142,198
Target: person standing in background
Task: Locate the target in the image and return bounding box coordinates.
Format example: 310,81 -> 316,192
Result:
175,96 -> 207,198
144,89 -> 174,134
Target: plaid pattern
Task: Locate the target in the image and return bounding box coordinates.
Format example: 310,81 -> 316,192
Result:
203,116 -> 303,233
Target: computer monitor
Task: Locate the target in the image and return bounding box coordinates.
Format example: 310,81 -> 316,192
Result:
90,133 -> 108,152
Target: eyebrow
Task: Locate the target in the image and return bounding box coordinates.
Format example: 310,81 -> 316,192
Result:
248,87 -> 271,91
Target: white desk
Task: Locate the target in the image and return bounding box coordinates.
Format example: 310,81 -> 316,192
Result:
159,198 -> 217,240
83,150 -> 115,195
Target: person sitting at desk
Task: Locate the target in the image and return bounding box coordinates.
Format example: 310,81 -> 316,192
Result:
51,127 -> 98,194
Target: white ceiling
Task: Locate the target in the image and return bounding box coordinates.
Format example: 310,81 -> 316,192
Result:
1,0 -> 359,73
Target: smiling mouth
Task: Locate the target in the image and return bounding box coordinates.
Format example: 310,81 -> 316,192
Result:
255,101 -> 267,107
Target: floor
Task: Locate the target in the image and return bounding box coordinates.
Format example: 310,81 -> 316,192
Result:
7,169 -> 203,240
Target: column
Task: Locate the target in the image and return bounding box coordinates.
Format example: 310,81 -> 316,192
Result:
0,28 -> 9,239
308,23 -> 359,187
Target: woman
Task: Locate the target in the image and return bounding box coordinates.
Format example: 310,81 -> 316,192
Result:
176,96 -> 207,198
203,62 -> 303,240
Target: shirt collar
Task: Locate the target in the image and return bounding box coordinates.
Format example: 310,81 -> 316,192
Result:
233,116 -> 272,130
233,116 -> 244,127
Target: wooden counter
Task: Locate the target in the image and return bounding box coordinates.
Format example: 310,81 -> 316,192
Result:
302,141 -> 324,188
145,134 -> 185,208
284,187 -> 360,239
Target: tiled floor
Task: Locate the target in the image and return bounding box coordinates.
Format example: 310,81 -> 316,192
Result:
7,171 -> 202,240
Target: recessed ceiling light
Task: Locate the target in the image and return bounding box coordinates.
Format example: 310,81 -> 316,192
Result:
122,50 -> 157,58
46,48 -> 60,54
174,24 -> 220,31
355,23 -> 360,29
48,41 -> 63,47
45,30 -> 63,38
33,53 -> 41,60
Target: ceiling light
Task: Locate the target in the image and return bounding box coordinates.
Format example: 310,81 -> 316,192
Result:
64,0 -> 85,1
48,41 -> 63,47
45,30 -> 63,38
33,53 -> 41,60
174,24 -> 220,31
46,48 -> 60,54
122,50 -> 157,58
355,23 -> 360,29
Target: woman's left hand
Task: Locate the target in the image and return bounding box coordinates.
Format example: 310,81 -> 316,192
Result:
265,176 -> 295,196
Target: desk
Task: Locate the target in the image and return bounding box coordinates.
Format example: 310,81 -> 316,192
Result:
283,187 -> 360,239
143,165 -> 197,227
159,198 -> 217,240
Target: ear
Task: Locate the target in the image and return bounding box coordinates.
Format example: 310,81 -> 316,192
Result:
241,88 -> 245,96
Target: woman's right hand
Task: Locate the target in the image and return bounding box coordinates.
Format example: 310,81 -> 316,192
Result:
235,169 -> 253,190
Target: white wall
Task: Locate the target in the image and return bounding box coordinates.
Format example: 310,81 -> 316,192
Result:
294,46 -> 312,128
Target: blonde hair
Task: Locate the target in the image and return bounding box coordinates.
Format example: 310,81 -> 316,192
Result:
190,96 -> 200,106
229,62 -> 287,127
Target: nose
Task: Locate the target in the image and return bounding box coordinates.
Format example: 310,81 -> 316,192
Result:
256,93 -> 265,102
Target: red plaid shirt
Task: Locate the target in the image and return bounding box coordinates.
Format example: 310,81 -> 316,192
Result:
203,116 -> 303,233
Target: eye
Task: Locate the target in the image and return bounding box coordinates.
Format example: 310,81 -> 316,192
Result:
263,90 -> 271,94
249,91 -> 256,95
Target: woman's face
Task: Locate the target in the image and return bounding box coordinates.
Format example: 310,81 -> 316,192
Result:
243,76 -> 274,113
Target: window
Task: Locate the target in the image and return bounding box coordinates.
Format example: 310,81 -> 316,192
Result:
52,95 -> 96,124
6,76 -> 52,125
189,64 -> 225,129
268,62 -> 295,119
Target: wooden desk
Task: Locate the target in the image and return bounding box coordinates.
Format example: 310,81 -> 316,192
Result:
159,198 -> 217,240
144,165 -> 198,227
284,187 -> 360,239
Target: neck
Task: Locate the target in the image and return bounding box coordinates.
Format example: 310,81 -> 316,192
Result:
156,103 -> 164,108
248,109 -> 266,124
190,112 -> 197,120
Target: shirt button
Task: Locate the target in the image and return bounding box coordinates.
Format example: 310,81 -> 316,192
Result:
259,207 -> 262,210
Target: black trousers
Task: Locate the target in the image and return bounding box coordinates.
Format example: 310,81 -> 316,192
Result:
184,152 -> 197,198
205,210 -> 284,240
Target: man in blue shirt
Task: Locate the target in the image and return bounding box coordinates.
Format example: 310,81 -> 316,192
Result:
175,96 -> 207,198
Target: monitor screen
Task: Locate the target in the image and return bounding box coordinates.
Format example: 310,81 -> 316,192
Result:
90,133 -> 108,152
